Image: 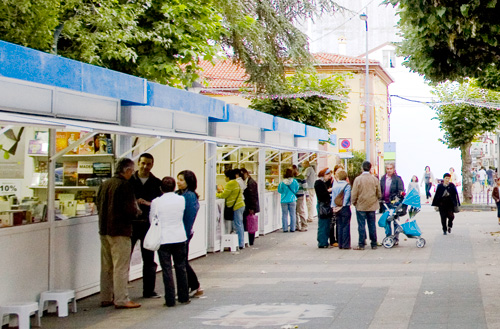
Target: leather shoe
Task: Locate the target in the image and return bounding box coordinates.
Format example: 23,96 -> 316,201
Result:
100,301 -> 114,307
115,301 -> 141,309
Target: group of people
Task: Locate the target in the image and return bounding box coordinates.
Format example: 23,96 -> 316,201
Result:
217,168 -> 260,249
97,154 -> 203,309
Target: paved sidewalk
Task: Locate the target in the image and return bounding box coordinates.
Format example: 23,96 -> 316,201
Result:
40,205 -> 500,329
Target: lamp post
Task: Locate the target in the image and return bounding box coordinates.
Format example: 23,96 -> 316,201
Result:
360,12 -> 370,162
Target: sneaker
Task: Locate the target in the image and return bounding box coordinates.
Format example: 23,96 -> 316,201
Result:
443,231 -> 447,235
178,299 -> 191,305
143,292 -> 161,299
447,227 -> 451,233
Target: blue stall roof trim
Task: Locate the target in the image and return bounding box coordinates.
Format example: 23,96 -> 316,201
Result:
306,125 -> 329,141
0,40 -> 147,104
148,82 -> 225,120
274,116 -> 306,137
225,104 -> 274,130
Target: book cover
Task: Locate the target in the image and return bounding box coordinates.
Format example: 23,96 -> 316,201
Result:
77,161 -> 94,186
55,162 -> 63,186
94,134 -> 111,154
78,139 -> 95,155
63,162 -> 78,186
66,132 -> 80,154
56,132 -> 68,152
93,162 -> 112,178
28,140 -> 48,155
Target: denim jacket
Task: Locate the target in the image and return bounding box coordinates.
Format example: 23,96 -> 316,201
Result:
331,181 -> 351,207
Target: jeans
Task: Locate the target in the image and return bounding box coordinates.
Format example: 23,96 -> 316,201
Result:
131,221 -> 158,296
336,206 -> 351,249
296,195 -> 308,230
425,183 -> 432,199
186,234 -> 200,292
158,242 -> 189,306
232,206 -> 245,248
497,201 -> 500,218
356,210 -> 377,247
281,202 -> 297,232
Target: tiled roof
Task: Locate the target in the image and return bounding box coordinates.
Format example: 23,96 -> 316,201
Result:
198,60 -> 249,89
313,53 -> 379,65
199,53 -> 381,90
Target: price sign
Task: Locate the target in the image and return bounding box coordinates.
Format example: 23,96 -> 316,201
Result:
0,181 -> 21,197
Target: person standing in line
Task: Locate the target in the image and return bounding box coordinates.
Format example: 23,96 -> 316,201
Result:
315,168 -> 333,248
331,169 -> 351,249
421,166 -> 435,204
151,177 -> 190,307
329,164 -> 345,247
487,167 -> 495,188
351,161 -> 381,250
217,170 -> 246,248
240,168 -> 260,245
492,178 -> 500,225
176,170 -> 203,298
303,160 -> 317,223
278,168 -> 299,232
97,158 -> 141,309
292,165 -> 308,232
380,163 -> 405,239
478,166 -> 487,191
129,153 -> 162,299
407,175 -> 421,195
432,173 -> 460,235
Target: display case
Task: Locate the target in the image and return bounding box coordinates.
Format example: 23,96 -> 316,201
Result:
216,146 -> 259,187
264,150 -> 294,191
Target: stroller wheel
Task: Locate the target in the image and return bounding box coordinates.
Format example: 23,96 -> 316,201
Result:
382,236 -> 395,248
416,238 -> 426,248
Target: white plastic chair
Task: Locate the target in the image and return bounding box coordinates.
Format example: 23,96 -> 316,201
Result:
0,302 -> 40,329
39,289 -> 76,319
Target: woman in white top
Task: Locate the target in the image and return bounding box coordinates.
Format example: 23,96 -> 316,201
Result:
150,176 -> 189,307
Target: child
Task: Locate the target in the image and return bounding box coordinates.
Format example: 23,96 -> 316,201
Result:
492,178 -> 500,225
407,175 -> 421,196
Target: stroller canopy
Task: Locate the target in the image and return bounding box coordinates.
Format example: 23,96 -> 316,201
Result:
402,188 -> 421,209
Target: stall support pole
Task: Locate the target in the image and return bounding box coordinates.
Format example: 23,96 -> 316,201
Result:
47,128 -> 56,290
257,149 -> 266,235
206,142 -> 218,252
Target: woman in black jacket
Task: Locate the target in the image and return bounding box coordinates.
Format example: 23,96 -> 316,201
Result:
315,168 -> 333,248
432,173 -> 460,235
240,168 -> 260,245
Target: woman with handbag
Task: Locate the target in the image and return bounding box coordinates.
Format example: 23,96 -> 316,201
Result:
150,177 -> 190,307
432,173 -> 460,235
176,170 -> 203,297
315,168 -> 333,248
217,169 -> 245,249
277,168 -> 299,232
331,170 -> 351,249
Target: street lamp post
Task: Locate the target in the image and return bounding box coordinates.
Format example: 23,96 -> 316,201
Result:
360,13 -> 370,162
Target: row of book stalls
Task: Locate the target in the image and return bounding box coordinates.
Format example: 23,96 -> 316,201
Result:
0,40 -> 336,310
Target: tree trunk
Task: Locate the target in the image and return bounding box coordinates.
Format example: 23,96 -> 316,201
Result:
51,23 -> 64,55
460,142 -> 472,203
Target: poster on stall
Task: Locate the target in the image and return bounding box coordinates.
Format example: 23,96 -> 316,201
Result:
0,127 -> 25,179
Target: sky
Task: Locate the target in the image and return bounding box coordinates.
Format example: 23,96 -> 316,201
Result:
389,70 -> 462,189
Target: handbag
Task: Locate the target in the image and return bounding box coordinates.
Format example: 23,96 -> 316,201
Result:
224,188 -> 241,221
319,201 -> 333,218
247,213 -> 259,234
334,185 -> 347,207
144,214 -> 161,251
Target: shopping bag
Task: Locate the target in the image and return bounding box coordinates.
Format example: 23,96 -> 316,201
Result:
247,213 -> 259,234
144,215 -> 161,251
401,220 -> 421,237
378,211 -> 389,228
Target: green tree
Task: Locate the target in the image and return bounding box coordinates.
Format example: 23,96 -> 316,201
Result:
346,150 -> 365,184
432,79 -> 500,203
0,0 -> 344,90
385,0 -> 500,86
249,71 -> 349,132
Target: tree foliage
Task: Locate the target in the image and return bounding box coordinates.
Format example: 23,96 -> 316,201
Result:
432,79 -> 500,202
386,0 -> 500,85
249,71 -> 349,132
0,0 -> 344,90
347,150 -> 365,184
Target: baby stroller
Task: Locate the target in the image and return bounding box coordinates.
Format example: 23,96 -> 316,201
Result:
378,188 -> 426,248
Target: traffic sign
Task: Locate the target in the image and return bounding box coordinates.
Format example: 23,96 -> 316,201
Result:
339,138 -> 352,153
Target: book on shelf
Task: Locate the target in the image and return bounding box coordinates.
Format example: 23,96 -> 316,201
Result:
55,162 -> 63,186
77,161 -> 94,186
63,162 -> 78,186
28,140 -> 48,155
93,162 -> 112,178
94,134 -> 113,154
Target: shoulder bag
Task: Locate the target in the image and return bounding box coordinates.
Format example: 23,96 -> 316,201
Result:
144,214 -> 161,251
224,188 -> 241,221
334,184 -> 347,208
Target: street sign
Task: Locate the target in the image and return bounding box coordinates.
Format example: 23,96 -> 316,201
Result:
339,138 -> 352,153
